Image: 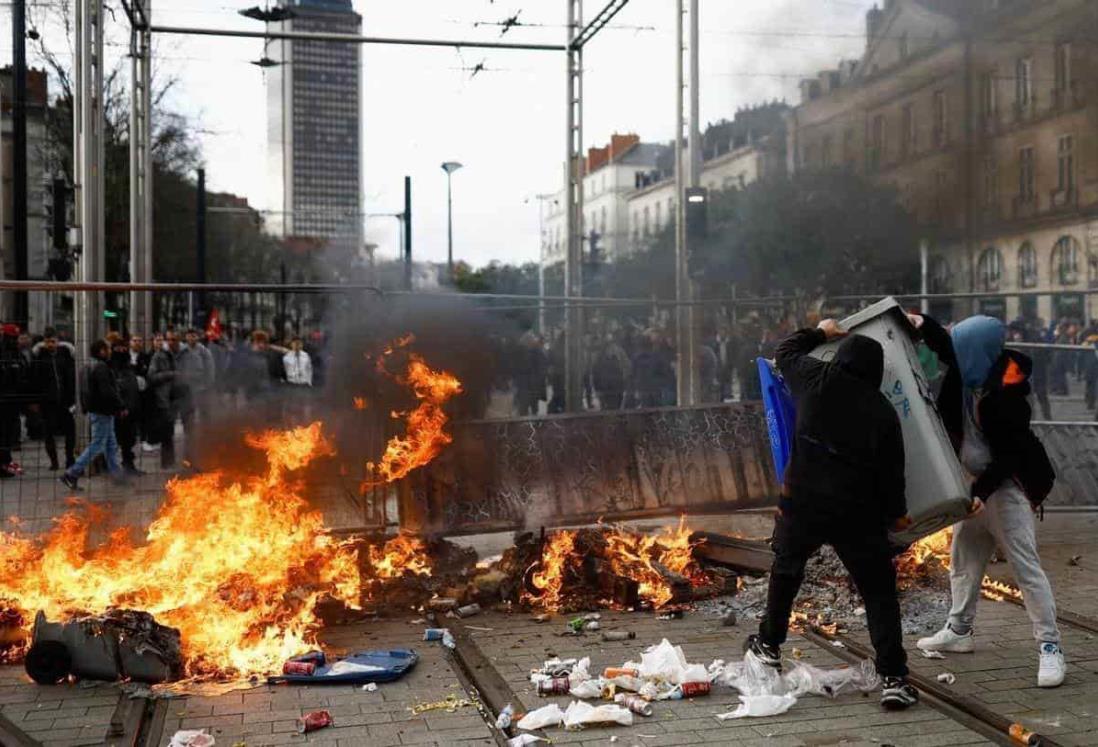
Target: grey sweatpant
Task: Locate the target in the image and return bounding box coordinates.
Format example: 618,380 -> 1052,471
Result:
947,485 -> 1061,644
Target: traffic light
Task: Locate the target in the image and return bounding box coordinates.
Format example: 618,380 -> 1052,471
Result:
685,186 -> 708,241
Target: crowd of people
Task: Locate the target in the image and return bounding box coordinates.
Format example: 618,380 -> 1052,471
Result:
0,323 -> 328,484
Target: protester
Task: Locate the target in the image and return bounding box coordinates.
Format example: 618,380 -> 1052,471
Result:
108,333 -> 145,476
33,328 -> 77,471
591,332 -> 630,411
0,324 -> 29,478
746,318 -> 918,711
60,339 -> 127,490
146,331 -> 183,469
283,336 -> 313,387
913,313 -> 1064,688
631,330 -> 675,408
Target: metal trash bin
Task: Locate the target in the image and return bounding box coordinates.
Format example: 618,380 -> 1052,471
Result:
811,297 -> 972,546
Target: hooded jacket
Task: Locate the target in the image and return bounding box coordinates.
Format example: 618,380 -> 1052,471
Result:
775,328 -> 906,527
919,315 -> 1055,506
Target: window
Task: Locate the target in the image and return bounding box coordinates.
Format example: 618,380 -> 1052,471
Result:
977,247 -> 1003,291
1051,236 -> 1080,285
1015,57 -> 1033,109
932,90 -> 947,147
1018,146 -> 1035,202
901,104 -> 916,157
1054,42 -> 1071,103
1018,242 -> 1038,288
982,157 -> 997,209
868,114 -> 885,171
1057,135 -> 1074,195
979,72 -> 997,123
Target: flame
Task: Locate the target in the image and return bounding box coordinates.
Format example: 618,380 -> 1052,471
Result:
523,530 -> 576,611
523,519 -> 710,611
896,527 -> 1023,601
368,534 -> 432,580
604,517 -> 709,608
353,397 -> 367,410
364,345 -> 463,486
0,423 -> 361,677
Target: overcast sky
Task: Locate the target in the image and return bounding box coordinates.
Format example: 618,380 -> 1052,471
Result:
13,0 -> 876,268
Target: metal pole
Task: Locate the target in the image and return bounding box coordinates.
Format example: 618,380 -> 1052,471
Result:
564,0 -> 585,412
919,239 -> 930,314
674,0 -> 692,406
446,172 -> 454,282
196,167 -> 207,323
403,175 -> 412,291
129,0 -> 153,335
76,0 -> 105,354
12,0 -> 29,326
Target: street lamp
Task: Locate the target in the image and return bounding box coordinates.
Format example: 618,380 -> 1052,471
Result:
440,161 -> 463,281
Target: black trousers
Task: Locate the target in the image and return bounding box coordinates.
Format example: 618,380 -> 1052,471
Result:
41,404 -> 76,468
759,511 -> 909,678
115,414 -> 137,468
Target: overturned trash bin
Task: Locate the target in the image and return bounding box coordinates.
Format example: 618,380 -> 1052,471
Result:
25,609 -> 183,685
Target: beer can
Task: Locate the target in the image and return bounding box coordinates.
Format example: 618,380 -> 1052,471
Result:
614,693 -> 653,717
679,681 -> 710,697
601,631 -> 636,642
536,677 -> 571,696
297,710 -> 333,733
282,659 -> 317,676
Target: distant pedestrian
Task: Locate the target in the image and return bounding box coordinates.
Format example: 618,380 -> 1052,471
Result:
33,328 -> 77,471
146,331 -> 184,468
283,337 -> 313,387
60,340 -> 127,491
0,324 -> 30,478
108,333 -> 144,476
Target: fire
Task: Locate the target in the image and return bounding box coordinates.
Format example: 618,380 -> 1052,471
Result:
523,519 -> 711,611
365,339 -> 463,487
896,527 -> 1023,601
524,530 -> 576,611
0,423 -> 361,677
353,396 -> 367,410
368,534 -> 432,580
604,517 -> 710,608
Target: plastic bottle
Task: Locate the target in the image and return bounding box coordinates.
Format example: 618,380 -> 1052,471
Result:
495,703 -> 514,730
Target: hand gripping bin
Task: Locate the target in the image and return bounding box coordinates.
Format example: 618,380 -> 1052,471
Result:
811,297 -> 972,546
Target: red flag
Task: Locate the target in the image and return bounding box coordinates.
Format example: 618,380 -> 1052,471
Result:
206,308 -> 222,341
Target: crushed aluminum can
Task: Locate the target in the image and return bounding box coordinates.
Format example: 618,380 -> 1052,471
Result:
601,631 -> 636,642
423,628 -> 450,641
282,659 -> 316,676
614,693 -> 653,716
583,620 -> 600,632
297,710 -> 333,733
455,603 -> 482,619
679,681 -> 710,697
536,677 -> 571,696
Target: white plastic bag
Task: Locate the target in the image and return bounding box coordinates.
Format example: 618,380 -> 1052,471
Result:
715,694 -> 797,720
630,639 -> 707,685
325,660 -> 385,676
516,703 -> 565,731
715,650 -> 785,697
783,658 -> 879,698
562,701 -> 634,729
569,679 -> 603,699
508,735 -> 548,747
168,731 -> 215,747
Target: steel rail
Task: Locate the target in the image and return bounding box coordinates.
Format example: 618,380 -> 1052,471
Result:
149,25 -> 568,52
802,627 -> 1059,746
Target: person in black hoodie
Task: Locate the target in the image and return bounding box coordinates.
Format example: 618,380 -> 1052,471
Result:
108,333 -> 144,476
745,318 -> 918,711
60,340 -> 127,491
33,328 -> 77,470
912,314 -> 1063,688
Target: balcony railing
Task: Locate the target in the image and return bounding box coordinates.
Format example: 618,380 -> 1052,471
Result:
1049,187 -> 1077,211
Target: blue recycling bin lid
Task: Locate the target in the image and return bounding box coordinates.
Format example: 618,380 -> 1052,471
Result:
757,357 -> 796,482
267,648 -> 419,685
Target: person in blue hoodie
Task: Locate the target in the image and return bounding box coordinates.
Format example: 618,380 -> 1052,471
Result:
912,314 -> 1064,688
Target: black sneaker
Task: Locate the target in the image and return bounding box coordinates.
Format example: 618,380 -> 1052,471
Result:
880,677 -> 919,710
744,634 -> 782,669
59,473 -> 80,491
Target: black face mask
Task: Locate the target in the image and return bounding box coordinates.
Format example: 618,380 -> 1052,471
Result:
110,350 -> 129,367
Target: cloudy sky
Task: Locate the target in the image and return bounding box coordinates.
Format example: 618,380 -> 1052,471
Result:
14,0 -> 876,267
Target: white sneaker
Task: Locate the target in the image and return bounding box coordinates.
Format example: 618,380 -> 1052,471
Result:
1038,642 -> 1065,688
141,442 -> 159,453
917,625 -> 975,653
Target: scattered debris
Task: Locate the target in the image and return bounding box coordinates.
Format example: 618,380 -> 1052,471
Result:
495,703 -> 515,730
168,730 -> 215,747
517,702 -> 565,730
936,672 -> 956,685
829,640 -> 845,649
921,650 -> 946,660
361,683 -> 378,692
508,735 -> 548,746
562,700 -> 633,729
716,694 -> 798,720
456,603 -> 482,618
721,611 -> 738,627
296,710 -> 332,734
1068,555 -> 1083,566
601,631 -> 636,641
410,695 -> 475,715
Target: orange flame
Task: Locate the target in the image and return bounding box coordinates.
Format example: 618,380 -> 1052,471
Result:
523,530 -> 576,611
364,343 -> 463,486
353,397 -> 367,411
896,527 -> 1023,601
604,517 -> 709,608
368,534 -> 432,580
0,423 -> 360,677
